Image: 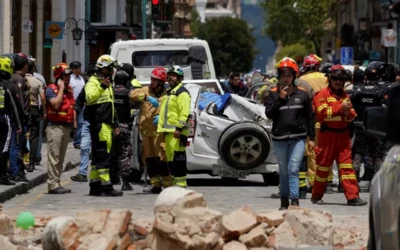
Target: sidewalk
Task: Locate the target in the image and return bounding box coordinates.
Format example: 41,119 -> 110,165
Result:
0,141 -> 81,203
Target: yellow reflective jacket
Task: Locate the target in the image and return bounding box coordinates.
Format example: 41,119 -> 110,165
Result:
157,82 -> 191,133
299,71 -> 328,94
131,79 -> 142,89
85,75 -> 117,126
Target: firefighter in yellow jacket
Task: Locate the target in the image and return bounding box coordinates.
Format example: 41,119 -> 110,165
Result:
129,67 -> 173,194
85,55 -> 122,197
156,65 -> 191,188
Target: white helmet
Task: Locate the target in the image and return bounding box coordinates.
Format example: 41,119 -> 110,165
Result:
95,55 -> 119,69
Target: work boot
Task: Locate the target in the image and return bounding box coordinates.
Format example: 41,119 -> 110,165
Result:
70,173 -> 88,182
337,183 -> 344,193
0,177 -> 15,185
291,199 -> 300,207
347,197 -> 368,206
89,182 -> 101,196
122,180 -> 133,191
101,189 -> 123,197
279,197 -> 289,210
299,187 -> 307,199
26,163 -> 35,172
271,192 -> 280,199
143,186 -> 162,194
311,198 -> 325,205
325,184 -> 333,194
48,187 -> 70,194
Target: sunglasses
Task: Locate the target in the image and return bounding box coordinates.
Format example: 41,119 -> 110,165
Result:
331,76 -> 345,81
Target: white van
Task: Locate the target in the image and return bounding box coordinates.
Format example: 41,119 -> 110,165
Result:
108,39 -> 218,82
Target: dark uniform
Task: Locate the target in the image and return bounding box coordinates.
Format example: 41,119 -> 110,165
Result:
111,71 -> 134,190
351,83 -> 386,181
0,56 -> 23,185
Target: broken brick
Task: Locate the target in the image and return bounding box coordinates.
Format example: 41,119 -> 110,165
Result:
87,236 -> 116,250
76,210 -> 110,233
223,240 -> 247,250
222,207 -> 258,237
134,225 -> 148,236
61,221 -> 81,250
257,211 -> 285,227
239,223 -> 269,248
103,210 -> 132,237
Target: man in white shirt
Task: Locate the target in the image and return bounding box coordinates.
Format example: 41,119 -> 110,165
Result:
69,61 -> 85,149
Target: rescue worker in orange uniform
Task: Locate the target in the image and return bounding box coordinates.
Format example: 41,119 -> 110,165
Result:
299,54 -> 335,194
311,64 -> 367,206
129,67 -> 173,194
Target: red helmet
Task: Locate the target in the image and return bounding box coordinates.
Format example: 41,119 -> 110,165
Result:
303,54 -> 322,68
276,57 -> 299,73
151,67 -> 167,82
53,63 -> 72,79
327,64 -> 346,81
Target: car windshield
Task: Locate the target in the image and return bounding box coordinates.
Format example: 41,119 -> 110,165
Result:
132,50 -> 190,68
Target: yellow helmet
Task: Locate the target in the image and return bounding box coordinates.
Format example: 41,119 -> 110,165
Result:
0,56 -> 14,77
96,55 -> 119,69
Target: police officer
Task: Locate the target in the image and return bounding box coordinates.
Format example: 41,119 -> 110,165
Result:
351,61 -> 388,190
85,55 -> 122,197
0,56 -> 22,185
157,65 -> 191,187
111,70 -> 134,191
117,63 -> 142,90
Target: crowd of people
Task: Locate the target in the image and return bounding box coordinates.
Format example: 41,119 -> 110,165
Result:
257,55 -> 395,209
0,53 -> 191,197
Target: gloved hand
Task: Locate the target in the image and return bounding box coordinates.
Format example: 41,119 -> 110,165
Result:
148,96 -> 159,108
153,115 -> 159,125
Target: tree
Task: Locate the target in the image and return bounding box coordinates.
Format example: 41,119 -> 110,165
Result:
275,42 -> 314,62
193,17 -> 258,75
261,0 -> 337,55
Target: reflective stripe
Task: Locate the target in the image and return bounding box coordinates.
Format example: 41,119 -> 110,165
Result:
340,174 -> 357,181
315,122 -> 321,129
150,176 -> 162,187
174,176 -> 187,187
324,116 -> 342,121
161,175 -> 173,187
0,89 -> 4,108
178,120 -> 186,126
326,97 -> 337,102
272,132 -> 307,140
279,105 -> 304,110
162,95 -> 173,129
317,104 -> 328,113
317,165 -> 330,172
315,176 -> 326,182
138,93 -> 145,102
299,172 -> 307,178
89,166 -> 100,183
339,164 -> 353,169
327,107 -> 332,118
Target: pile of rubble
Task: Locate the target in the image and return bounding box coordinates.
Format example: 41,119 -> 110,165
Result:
0,187 -> 367,250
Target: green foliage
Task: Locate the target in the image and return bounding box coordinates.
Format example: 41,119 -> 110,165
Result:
190,10 -> 201,36
194,17 -> 258,75
261,0 -> 336,55
275,42 -> 314,61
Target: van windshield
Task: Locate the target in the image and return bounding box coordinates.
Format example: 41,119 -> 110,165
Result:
132,50 -> 190,68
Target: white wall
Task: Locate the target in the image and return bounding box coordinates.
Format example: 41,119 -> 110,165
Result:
0,0 -> 12,54
62,0 -> 86,71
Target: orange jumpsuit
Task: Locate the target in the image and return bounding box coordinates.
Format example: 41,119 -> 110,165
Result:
312,86 -> 359,200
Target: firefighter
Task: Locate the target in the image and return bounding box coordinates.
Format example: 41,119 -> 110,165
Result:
111,70 -> 135,190
0,56 -> 22,185
299,54 -> 334,195
311,64 -> 367,206
129,67 -> 173,193
85,55 -> 122,197
157,65 -> 191,188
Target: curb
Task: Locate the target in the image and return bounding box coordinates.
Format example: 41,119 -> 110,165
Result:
0,160 -> 79,204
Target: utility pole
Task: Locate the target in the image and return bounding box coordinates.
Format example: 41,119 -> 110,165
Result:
142,0 -> 147,39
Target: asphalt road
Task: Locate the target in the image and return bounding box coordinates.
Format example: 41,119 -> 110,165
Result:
2,169 -> 369,227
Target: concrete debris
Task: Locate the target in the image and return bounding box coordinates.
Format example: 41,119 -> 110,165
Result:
0,189 -> 367,250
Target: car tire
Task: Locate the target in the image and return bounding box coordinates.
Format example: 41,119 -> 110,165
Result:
262,173 -> 279,186
219,122 -> 270,170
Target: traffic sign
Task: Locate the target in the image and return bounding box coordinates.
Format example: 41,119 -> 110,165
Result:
340,47 -> 353,65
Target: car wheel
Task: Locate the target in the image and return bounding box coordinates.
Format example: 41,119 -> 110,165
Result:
262,173 -> 279,186
219,122 -> 270,170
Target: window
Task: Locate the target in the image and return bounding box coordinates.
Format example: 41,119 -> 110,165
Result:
206,3 -> 216,8
90,0 -> 105,23
132,50 -> 190,68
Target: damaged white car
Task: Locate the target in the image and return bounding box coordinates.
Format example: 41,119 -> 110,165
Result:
131,79 -> 279,185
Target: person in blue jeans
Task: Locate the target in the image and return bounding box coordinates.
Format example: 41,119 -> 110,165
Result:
265,57 -> 315,210
70,87 -> 91,182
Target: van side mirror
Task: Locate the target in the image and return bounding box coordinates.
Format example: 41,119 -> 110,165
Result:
387,83 -> 400,144
213,60 -> 222,77
363,107 -> 387,137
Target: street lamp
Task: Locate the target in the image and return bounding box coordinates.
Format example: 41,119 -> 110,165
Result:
64,18 -> 94,45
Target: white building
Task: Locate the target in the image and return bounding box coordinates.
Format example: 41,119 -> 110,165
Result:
196,0 -> 241,22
